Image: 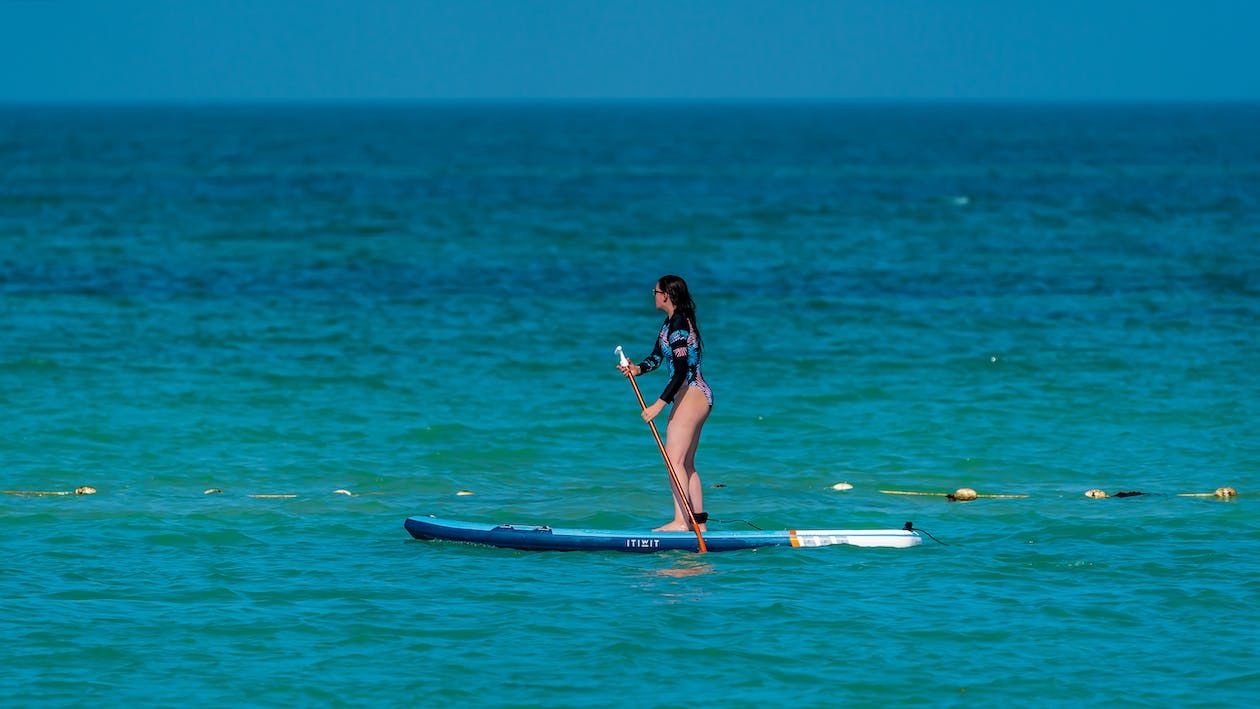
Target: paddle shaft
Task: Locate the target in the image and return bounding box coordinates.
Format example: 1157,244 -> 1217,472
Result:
623,372 -> 708,553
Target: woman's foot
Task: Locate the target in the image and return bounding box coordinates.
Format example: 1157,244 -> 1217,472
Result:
653,515 -> 708,532
653,521 -> 689,532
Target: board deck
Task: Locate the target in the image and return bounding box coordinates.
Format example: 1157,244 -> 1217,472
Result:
405,515 -> 922,553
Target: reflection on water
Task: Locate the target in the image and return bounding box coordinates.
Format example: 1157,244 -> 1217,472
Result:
653,556 -> 714,579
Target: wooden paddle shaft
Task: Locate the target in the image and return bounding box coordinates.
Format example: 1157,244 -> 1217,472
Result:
624,372 -> 708,553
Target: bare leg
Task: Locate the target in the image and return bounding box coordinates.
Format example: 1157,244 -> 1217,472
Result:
653,386 -> 711,532
684,414 -> 707,528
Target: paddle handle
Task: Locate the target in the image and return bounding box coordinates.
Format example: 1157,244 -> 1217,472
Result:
616,346 -> 707,553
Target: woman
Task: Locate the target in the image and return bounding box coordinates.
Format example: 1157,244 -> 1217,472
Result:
618,275 -> 714,532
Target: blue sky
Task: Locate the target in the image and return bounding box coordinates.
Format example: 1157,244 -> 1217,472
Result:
2,0 -> 1257,101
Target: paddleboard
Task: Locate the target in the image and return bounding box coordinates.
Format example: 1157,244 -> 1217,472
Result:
404,515 -> 922,553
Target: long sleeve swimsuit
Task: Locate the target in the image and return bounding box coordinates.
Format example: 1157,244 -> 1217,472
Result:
636,312 -> 713,407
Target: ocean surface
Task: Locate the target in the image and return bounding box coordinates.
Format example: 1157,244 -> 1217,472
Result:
2,102 -> 1258,706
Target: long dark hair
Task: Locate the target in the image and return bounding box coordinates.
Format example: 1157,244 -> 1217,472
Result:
657,274 -> 703,347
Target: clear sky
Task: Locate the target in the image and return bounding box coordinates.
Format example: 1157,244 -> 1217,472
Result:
2,0 -> 1257,102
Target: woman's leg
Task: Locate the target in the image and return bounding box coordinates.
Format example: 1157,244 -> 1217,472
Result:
654,386 -> 711,532
683,412 -> 708,522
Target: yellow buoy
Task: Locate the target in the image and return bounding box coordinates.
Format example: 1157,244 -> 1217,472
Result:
950,487 -> 978,502
879,488 -> 1026,500
456,490 -> 475,496
1177,487 -> 1240,498
831,482 -> 854,491
3,486 -> 97,496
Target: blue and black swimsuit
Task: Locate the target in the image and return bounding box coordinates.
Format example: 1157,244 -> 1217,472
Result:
637,312 -> 713,407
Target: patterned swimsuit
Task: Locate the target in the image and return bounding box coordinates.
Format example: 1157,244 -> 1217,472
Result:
636,312 -> 713,407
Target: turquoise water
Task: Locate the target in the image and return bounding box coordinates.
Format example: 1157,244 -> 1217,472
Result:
3,103 -> 1258,706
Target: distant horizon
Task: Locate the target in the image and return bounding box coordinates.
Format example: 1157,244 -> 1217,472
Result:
6,97 -> 1260,108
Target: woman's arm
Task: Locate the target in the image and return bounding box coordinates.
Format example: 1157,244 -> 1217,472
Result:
637,333 -> 665,374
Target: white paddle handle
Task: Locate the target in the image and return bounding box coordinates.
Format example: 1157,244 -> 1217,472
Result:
614,345 -> 630,367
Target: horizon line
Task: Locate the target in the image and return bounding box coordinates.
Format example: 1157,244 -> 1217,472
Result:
3,96 -> 1259,108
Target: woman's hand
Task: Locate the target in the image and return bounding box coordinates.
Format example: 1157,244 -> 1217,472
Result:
641,400 -> 665,422
617,363 -> 641,378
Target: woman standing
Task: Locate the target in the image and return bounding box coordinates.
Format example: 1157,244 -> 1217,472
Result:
618,275 -> 713,532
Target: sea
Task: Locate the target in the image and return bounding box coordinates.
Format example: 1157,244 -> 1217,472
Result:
2,102 -> 1258,707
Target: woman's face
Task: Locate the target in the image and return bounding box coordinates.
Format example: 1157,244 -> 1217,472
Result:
653,283 -> 668,310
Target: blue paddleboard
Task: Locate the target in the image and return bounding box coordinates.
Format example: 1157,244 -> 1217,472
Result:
404,515 -> 921,553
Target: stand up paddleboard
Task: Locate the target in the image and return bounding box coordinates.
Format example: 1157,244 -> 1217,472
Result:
405,515 -> 921,553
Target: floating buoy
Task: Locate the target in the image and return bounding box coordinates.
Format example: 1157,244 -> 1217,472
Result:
880,488 -> 1026,500
4,486 -> 97,496
1085,489 -> 1108,499
1178,486 -> 1240,499
456,490 -> 475,496
949,488 -> 978,502
333,489 -> 355,496
831,482 -> 854,491
204,488 -> 223,495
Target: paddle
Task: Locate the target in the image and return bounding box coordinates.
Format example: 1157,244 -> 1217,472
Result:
615,346 -> 708,553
